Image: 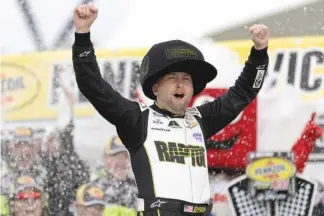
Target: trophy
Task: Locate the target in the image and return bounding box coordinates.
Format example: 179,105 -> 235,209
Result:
226,151 -> 318,216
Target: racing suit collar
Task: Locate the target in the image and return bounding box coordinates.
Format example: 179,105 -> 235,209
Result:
151,102 -> 185,118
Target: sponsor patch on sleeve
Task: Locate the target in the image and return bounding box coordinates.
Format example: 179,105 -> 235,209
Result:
79,50 -> 91,58
186,107 -> 202,118
253,69 -> 265,88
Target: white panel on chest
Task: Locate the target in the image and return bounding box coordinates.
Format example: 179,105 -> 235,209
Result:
146,110 -> 207,169
149,111 -> 204,146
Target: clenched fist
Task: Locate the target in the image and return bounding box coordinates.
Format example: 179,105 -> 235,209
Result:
73,3 -> 98,33
249,24 -> 269,50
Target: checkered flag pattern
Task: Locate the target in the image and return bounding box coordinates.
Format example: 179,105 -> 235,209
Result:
227,175 -> 317,216
227,175 -> 267,216
278,177 -> 316,216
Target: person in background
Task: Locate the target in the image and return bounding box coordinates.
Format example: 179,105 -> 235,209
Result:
92,136 -> 133,180
92,135 -> 138,211
1,82 -> 90,216
5,175 -> 47,216
74,183 -> 106,216
1,128 -> 47,216
73,181 -> 137,216
1,127 -> 44,174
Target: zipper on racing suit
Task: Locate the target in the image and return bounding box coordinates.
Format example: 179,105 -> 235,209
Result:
181,118 -> 194,202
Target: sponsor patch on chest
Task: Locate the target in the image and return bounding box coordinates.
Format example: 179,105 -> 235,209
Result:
185,114 -> 199,128
168,120 -> 182,129
193,132 -> 203,142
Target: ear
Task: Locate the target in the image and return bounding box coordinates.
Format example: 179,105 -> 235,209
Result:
152,84 -> 159,96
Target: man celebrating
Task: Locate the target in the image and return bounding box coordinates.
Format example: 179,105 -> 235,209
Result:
72,3 -> 269,216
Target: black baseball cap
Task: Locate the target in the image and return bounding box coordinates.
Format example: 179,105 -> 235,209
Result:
140,40 -> 217,100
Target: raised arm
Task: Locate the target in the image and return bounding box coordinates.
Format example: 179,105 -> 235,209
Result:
72,4 -> 146,151
72,33 -> 141,126
197,24 -> 270,139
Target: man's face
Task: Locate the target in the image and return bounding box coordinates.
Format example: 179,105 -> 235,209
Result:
153,72 -> 193,114
76,204 -> 104,216
12,188 -> 43,216
8,142 -> 38,170
104,151 -> 131,180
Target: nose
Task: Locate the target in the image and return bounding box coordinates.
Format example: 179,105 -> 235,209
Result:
25,201 -> 35,212
176,78 -> 183,88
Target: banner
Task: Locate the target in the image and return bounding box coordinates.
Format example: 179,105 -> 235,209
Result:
1,49 -> 147,122
216,36 -> 324,101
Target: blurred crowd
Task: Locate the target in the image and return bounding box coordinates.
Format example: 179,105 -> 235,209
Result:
0,85 -> 138,216
1,80 -> 323,216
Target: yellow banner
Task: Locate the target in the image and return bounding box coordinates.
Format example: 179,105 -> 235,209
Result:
1,49 -> 148,122
2,36 -> 323,122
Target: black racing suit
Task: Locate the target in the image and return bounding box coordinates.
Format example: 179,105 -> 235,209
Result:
72,32 -> 269,216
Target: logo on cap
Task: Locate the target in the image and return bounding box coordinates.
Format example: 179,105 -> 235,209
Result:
87,187 -> 104,199
165,48 -> 198,60
15,127 -> 32,137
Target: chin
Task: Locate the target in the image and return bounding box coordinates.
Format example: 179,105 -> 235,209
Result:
173,97 -> 189,106
172,103 -> 187,112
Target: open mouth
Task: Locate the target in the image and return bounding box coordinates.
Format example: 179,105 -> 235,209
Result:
206,134 -> 239,150
173,93 -> 184,99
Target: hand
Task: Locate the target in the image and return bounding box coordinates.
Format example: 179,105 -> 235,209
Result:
73,3 -> 98,33
249,24 -> 269,50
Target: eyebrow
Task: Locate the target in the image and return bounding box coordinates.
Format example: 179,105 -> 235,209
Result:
167,73 -> 176,76
168,73 -> 190,76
